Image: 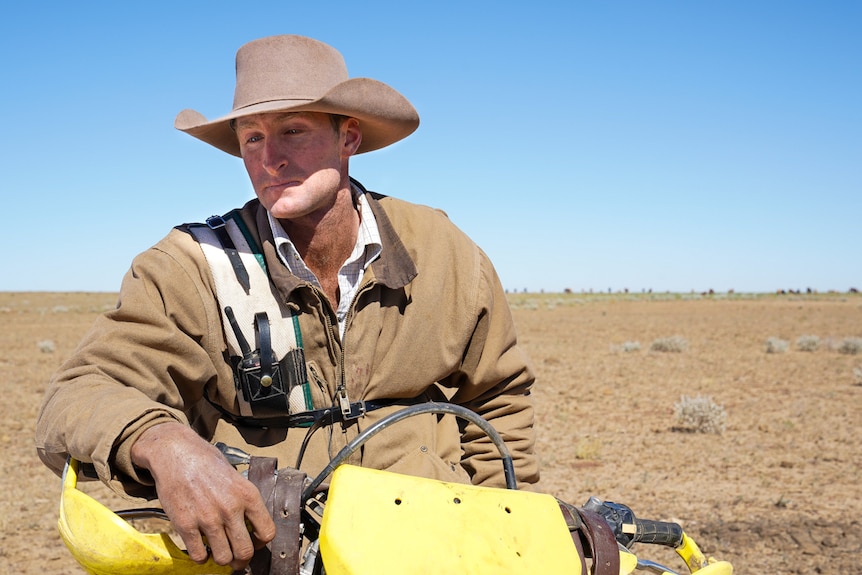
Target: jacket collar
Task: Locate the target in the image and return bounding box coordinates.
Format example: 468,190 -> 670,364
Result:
352,178 -> 418,289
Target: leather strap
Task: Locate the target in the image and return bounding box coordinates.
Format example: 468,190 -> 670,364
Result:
576,507 -> 621,575
269,468 -> 307,575
245,457 -> 307,575
557,500 -> 588,575
254,312 -> 276,385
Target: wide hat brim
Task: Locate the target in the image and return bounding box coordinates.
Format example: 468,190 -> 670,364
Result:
175,77 -> 419,157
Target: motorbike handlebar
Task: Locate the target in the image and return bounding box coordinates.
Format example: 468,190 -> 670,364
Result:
630,518 -> 683,547
583,496 -> 684,549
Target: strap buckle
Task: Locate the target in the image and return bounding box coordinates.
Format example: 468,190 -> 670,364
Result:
341,400 -> 366,420
206,215 -> 228,230
203,214 -> 251,293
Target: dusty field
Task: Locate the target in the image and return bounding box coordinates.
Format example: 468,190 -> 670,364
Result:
1,291 -> 860,574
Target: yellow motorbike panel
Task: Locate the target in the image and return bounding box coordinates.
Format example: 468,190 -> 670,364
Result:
58,459 -> 232,575
676,532 -> 734,575
319,465 -> 584,575
619,549 -> 639,574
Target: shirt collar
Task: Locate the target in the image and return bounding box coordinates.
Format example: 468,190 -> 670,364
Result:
267,182 -> 382,276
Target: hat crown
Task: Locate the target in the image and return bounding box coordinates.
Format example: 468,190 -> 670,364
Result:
233,35 -> 348,111
176,34 -> 419,157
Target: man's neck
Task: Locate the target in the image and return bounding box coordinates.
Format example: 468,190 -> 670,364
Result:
280,186 -> 360,303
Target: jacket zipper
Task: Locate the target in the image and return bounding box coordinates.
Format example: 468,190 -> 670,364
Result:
335,277 -> 377,417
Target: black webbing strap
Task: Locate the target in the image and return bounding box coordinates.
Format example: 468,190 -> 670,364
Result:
204,391 -> 425,429
206,214 -> 251,292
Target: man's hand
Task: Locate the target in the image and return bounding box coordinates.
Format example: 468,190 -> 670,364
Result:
130,422 -> 276,569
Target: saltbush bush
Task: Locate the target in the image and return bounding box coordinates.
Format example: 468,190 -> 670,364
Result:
673,395 -> 727,434
838,337 -> 862,355
766,337 -> 789,354
796,335 -> 820,352
650,336 -> 688,353
622,341 -> 641,352
37,340 -> 56,353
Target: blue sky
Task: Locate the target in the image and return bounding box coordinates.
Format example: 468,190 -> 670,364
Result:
1,1 -> 859,293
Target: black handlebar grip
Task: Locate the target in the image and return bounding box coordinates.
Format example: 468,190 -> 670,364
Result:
632,519 -> 683,547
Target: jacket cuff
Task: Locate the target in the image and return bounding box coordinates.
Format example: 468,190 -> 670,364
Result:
109,411 -> 185,499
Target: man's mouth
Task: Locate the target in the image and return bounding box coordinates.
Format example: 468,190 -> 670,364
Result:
265,180 -> 300,192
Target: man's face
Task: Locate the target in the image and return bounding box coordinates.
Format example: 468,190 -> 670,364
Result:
235,112 -> 361,221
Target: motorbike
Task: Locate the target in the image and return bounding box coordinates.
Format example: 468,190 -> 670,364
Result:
57,403 -> 733,574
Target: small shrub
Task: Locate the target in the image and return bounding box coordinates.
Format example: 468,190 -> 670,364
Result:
574,437 -> 602,460
650,336 -> 688,353
37,340 -> 56,354
610,341 -> 641,353
795,335 -> 820,352
838,337 -> 862,355
622,341 -> 641,352
765,337 -> 789,354
853,366 -> 862,385
673,395 -> 727,434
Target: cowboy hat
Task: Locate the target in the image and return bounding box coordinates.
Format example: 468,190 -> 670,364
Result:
175,35 -> 419,156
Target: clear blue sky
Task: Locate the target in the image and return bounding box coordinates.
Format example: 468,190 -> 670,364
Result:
1,1 -> 859,293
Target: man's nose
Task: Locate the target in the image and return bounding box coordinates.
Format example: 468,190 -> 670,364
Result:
262,141 -> 287,174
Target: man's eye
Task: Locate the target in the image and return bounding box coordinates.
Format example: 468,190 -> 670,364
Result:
245,135 -> 263,144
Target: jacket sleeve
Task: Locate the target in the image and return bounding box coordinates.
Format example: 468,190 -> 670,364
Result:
448,252 -> 540,490
34,229 -> 227,497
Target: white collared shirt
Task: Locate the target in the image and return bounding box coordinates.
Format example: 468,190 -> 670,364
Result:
268,185 -> 382,338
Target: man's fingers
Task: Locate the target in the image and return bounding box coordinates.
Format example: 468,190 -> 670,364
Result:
199,526 -> 233,566
225,517 -> 255,561
175,525 -> 210,564
245,497 -> 277,544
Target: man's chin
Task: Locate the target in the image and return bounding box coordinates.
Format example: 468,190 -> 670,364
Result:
261,192 -> 301,217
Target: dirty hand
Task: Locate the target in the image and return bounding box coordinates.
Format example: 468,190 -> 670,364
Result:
130,421 -> 276,570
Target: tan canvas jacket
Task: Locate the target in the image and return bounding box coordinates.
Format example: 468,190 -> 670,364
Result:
36,189 -> 539,497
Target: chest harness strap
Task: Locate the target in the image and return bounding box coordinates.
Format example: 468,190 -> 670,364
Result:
190,211 -> 424,428
190,212 -> 312,419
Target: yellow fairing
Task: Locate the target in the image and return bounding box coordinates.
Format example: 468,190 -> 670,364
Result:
692,563 -> 734,575
58,458 -> 232,575
676,532 -> 734,575
619,548 -> 639,574
319,465 -> 584,575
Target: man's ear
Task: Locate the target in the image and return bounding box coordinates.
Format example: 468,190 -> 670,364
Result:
343,117 -> 362,157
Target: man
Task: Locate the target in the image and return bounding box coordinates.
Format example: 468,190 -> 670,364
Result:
36,35 -> 538,569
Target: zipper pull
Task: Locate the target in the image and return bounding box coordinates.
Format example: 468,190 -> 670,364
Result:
337,385 -> 352,418
336,384 -> 366,420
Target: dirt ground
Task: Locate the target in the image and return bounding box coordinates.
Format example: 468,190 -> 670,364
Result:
1,291 -> 860,574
